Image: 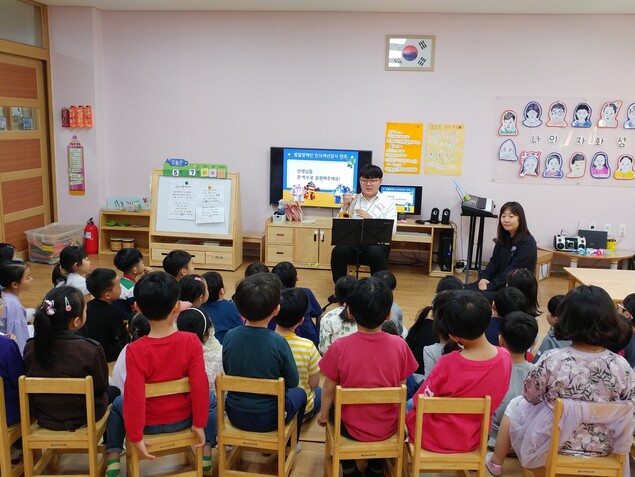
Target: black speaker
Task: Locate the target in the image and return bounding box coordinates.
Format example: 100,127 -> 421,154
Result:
430,207 -> 439,224
438,233 -> 454,272
441,208 -> 451,225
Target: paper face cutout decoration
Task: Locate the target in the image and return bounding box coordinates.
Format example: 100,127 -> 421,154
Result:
519,151 -> 540,178
499,139 -> 519,162
571,102 -> 592,128
546,101 -> 568,127
543,153 -> 563,178
614,155 -> 635,180
522,101 -> 542,128
567,153 -> 586,178
597,101 -> 622,128
624,103 -> 635,129
590,152 -> 611,178
499,110 -> 518,136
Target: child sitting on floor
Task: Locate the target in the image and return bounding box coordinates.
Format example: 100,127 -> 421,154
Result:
201,271 -> 243,344
532,294 -> 570,363
52,245 -> 91,296
162,250 -> 195,280
373,270 -> 404,336
406,289 -> 512,453
113,248 -> 152,301
318,275 -> 357,355
485,286 -> 527,346
319,277 -> 418,477
275,288 -> 322,424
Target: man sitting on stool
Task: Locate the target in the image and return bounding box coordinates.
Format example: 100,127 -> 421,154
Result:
330,164 -> 397,283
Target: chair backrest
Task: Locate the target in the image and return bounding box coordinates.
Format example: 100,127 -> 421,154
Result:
413,395 -> 491,454
216,375 -> 285,432
546,398 -> 633,470
333,385 -> 407,444
0,375 -> 9,433
145,377 -> 191,398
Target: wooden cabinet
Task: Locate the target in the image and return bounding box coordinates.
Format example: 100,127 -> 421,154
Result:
265,217 -> 333,269
99,210 -> 150,255
265,217 -> 456,276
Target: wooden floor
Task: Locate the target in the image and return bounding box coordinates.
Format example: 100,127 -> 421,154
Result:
21,254 -> 572,476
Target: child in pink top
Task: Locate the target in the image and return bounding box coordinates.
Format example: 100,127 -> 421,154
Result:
406,289 -> 512,453
319,277 -> 418,477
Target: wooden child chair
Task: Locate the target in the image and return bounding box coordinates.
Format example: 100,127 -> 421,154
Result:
0,376 -> 23,477
522,398 -> 633,477
403,395 -> 491,477
216,374 -> 298,477
325,384 -> 407,477
126,377 -> 203,477
18,375 -> 110,477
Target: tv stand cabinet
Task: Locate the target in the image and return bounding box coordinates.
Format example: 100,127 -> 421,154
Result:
265,217 -> 456,276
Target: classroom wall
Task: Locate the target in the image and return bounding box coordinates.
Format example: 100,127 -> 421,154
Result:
48,8 -> 635,261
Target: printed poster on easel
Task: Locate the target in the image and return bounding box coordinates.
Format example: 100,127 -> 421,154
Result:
166,180 -> 226,224
383,122 -> 423,174
424,123 -> 465,175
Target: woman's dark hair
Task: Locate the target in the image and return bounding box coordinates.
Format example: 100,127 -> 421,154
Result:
506,268 -> 540,317
496,201 -> 529,244
180,274 -> 206,303
554,285 -> 631,349
52,245 -> 88,286
0,243 -> 16,265
33,286 -> 85,369
129,313 -> 150,341
0,260 -> 29,289
176,308 -> 213,344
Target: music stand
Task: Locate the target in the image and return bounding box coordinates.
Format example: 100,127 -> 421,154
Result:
331,218 -> 394,278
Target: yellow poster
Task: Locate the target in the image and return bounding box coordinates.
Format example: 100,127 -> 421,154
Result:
425,123 -> 465,175
383,122 -> 423,174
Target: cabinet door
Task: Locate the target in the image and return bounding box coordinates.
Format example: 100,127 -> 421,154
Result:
293,228 -> 319,265
318,228 -> 333,267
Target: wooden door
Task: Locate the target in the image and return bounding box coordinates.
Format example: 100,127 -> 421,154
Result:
0,52 -> 51,252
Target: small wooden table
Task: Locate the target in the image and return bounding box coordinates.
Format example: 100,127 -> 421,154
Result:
564,267 -> 635,302
539,245 -> 634,270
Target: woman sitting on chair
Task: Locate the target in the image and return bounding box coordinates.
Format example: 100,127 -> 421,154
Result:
467,201 -> 536,301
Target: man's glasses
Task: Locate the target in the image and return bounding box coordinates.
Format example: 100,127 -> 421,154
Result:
360,178 -> 380,185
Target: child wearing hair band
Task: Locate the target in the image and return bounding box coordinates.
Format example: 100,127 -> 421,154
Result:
177,308 -> 224,390
0,260 -> 33,353
110,313 -> 150,395
52,245 -> 91,296
180,274 -> 209,308
23,286 -> 116,431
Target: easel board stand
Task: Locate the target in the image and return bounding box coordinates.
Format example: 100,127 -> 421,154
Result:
332,218 -> 393,278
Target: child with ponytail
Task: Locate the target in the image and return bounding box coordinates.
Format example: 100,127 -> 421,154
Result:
110,313 -> 150,395
23,286 -> 113,430
52,245 -> 91,296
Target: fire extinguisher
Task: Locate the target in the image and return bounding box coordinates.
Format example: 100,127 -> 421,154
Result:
84,218 -> 98,254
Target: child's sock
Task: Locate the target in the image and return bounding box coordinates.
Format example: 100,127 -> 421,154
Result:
202,454 -> 212,472
106,458 -> 121,477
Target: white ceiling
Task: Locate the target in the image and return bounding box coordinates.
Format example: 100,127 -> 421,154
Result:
38,0 -> 635,14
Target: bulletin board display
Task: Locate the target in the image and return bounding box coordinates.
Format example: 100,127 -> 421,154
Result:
493,97 -> 635,186
151,170 -> 237,237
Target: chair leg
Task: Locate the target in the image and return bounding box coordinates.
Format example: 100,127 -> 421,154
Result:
22,447 -> 34,477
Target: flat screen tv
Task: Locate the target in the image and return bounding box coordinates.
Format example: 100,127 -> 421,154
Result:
379,184 -> 423,215
269,147 -> 373,208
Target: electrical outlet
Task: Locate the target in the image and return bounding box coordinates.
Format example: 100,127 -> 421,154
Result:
604,223 -> 612,235
589,223 -> 597,230
619,224 -> 627,237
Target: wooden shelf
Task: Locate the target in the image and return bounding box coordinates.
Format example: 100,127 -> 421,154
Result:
101,226 -> 150,232
99,210 -> 150,255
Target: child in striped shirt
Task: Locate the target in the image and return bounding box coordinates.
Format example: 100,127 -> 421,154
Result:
275,287 -> 321,425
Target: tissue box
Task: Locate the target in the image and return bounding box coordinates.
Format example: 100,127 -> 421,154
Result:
272,214 -> 286,223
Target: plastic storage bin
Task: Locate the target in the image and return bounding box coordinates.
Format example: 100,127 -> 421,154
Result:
26,223 -> 84,264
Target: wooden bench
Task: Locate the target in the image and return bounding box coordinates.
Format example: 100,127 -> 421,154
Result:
535,249 -> 553,281
243,233 -> 265,262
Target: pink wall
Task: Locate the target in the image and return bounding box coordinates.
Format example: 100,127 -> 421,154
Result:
48,9 -> 635,260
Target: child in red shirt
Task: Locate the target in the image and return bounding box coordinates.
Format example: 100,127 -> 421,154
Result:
105,272 -> 215,477
406,289 -> 512,453
319,277 -> 418,477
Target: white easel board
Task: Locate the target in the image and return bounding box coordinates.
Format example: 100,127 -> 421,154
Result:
153,174 -> 233,237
